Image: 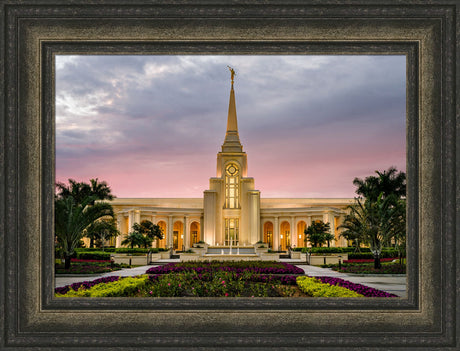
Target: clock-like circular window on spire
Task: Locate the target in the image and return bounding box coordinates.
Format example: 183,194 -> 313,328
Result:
226,163 -> 239,176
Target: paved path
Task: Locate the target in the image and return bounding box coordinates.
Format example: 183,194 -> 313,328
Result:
296,264 -> 406,298
55,259 -> 406,298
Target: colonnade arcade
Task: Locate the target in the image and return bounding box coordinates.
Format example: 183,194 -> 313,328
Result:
261,211 -> 346,250
116,210 -> 203,251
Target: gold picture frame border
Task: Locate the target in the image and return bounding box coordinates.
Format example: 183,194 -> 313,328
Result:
1,1 -> 457,349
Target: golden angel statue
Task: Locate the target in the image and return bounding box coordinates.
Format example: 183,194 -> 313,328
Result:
227,66 -> 236,83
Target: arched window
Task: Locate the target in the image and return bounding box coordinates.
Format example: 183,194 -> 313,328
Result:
224,163 -> 239,208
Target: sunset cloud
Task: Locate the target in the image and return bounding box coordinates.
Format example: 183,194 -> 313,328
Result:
56,55 -> 406,198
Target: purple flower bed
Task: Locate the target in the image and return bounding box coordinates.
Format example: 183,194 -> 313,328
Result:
146,262 -> 304,275
315,276 -> 398,297
55,276 -> 120,295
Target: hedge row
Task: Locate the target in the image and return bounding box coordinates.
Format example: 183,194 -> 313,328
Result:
297,247 -> 404,257
75,247 -> 168,254
76,251 -> 111,260
56,276 -> 149,297
296,276 -> 363,297
74,248 -> 167,260
348,251 -> 401,259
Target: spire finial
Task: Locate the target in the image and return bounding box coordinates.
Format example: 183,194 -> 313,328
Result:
227,66 -> 236,84
221,65 -> 242,153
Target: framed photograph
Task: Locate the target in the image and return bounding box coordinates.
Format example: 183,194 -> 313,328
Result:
1,1 -> 458,349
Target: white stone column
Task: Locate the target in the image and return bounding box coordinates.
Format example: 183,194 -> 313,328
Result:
248,190 -> 260,245
306,216 -> 312,247
328,213 -> 336,247
203,190 -> 217,245
336,215 -> 345,247
135,209 -> 141,224
116,214 -> 123,248
200,215 -> 204,243
323,212 -> 335,247
273,217 -> 279,251
183,216 -> 189,250
168,215 -> 173,249
290,216 -> 296,249
128,210 -> 134,233
323,212 -> 329,225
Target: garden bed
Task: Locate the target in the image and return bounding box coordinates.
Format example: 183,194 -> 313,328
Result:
55,259 -> 128,275
55,261 -> 397,298
322,262 -> 406,274
145,261 -> 305,275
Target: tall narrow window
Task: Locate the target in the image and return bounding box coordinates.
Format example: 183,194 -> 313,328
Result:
225,218 -> 239,246
225,163 -> 239,208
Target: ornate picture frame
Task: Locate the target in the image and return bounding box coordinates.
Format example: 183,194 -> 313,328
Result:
1,1 -> 458,349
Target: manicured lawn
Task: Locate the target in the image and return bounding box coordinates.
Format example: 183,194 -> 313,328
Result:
55,261 -> 398,298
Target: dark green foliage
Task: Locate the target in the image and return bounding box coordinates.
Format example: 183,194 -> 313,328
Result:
76,251 -> 111,260
55,178 -> 116,270
85,217 -> 119,250
122,220 -> 163,249
56,178 -> 114,206
136,220 -> 163,240
340,168 -> 406,269
348,250 -> 399,260
304,221 -> 333,247
55,195 -> 114,269
353,167 -> 406,202
121,231 -> 150,249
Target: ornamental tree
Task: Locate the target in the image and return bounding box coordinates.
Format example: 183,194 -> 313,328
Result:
304,221 -> 332,248
55,195 -> 114,270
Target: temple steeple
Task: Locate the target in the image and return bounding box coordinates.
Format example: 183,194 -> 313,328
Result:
221,66 -> 243,153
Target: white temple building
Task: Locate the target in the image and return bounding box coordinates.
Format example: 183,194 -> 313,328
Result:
110,71 -> 353,251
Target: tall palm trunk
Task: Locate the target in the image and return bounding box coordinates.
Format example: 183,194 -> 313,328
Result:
374,253 -> 381,269
64,253 -> 72,270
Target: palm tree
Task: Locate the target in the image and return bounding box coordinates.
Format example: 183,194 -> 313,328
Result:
339,193 -> 405,268
55,195 -> 114,270
56,178 -> 115,206
121,232 -> 151,249
304,221 -> 331,248
353,167 -> 406,202
88,178 -> 115,204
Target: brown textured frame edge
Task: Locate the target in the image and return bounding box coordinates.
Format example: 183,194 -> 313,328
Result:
1,1 -> 458,350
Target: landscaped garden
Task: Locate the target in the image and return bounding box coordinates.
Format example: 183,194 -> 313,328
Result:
321,259 -> 406,274
55,261 -> 397,298
54,258 -> 129,274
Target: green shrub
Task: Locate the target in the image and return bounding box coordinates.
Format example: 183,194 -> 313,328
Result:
75,251 -> 111,260
296,276 -> 363,297
348,250 -> 399,259
114,248 -> 153,254
57,276 -> 149,297
75,248 -> 117,252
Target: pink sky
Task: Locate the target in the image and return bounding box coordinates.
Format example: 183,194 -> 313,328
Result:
56,55 -> 406,198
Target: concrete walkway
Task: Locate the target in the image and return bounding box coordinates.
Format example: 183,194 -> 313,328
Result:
296,264 -> 406,298
55,260 -> 406,298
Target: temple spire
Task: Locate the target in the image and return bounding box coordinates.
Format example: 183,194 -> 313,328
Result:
222,66 -> 243,152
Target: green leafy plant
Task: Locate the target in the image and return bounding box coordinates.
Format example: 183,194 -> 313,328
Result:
296,276 -> 363,297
